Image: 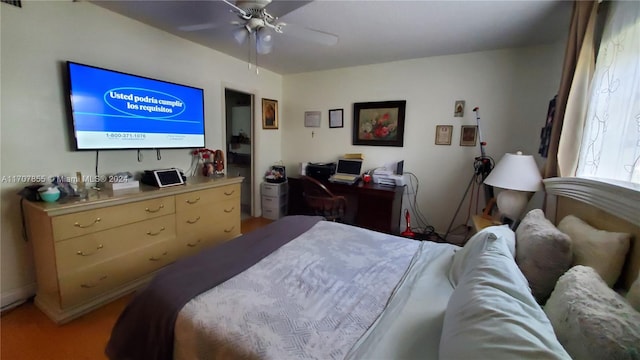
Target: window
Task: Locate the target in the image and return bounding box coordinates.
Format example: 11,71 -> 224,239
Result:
576,1 -> 640,184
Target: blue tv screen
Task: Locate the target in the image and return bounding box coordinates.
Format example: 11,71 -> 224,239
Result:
66,62 -> 205,150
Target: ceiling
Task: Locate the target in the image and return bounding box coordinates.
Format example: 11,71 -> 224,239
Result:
90,0 -> 573,75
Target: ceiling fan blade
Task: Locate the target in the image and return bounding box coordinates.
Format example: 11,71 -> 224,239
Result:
262,0 -> 312,18
222,0 -> 249,18
178,23 -> 218,32
280,23 -> 339,46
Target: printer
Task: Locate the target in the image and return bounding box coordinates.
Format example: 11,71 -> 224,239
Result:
305,163 -> 336,181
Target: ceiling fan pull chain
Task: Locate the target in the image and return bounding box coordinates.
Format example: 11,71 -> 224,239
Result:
256,43 -> 260,75
247,33 -> 252,70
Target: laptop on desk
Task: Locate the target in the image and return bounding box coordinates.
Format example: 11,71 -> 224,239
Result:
328,159 -> 363,185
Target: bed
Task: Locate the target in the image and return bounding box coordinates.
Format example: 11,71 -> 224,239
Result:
106,178 -> 640,360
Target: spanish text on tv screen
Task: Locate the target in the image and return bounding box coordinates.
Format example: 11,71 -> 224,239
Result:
67,62 -> 205,150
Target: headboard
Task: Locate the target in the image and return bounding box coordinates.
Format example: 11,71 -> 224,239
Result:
544,177 -> 640,291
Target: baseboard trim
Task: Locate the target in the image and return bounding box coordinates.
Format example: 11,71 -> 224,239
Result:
1,283 -> 36,310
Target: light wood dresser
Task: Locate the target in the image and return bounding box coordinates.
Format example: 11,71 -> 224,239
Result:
23,176 -> 243,324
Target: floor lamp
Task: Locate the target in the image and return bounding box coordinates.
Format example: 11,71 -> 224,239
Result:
483,151 -> 542,228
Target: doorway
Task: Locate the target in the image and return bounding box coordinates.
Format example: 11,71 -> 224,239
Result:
224,88 -> 253,220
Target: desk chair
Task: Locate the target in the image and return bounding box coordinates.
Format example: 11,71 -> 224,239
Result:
301,176 -> 347,222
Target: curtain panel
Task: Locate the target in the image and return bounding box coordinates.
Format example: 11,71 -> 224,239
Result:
543,1 -> 599,179
576,1 -> 640,184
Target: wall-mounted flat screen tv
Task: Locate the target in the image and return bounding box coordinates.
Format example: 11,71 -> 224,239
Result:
66,61 -> 205,150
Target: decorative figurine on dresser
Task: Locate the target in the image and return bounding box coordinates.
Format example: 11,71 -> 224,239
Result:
194,148 -> 225,177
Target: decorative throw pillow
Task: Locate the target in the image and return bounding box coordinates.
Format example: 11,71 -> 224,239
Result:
557,215 -> 630,288
515,209 -> 572,304
628,270 -> 640,312
544,265 -> 640,360
441,233 -> 570,360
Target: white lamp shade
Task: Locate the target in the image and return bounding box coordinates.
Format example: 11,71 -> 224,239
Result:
483,152 -> 542,192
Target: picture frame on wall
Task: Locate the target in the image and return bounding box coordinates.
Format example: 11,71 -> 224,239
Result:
435,125 -> 453,145
329,108 -> 344,128
352,100 -> 406,147
262,98 -> 278,129
304,111 -> 321,127
454,100 -> 465,117
460,125 -> 478,146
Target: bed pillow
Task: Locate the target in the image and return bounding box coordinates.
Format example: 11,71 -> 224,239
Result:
515,209 -> 572,304
544,265 -> 640,360
557,215 -> 630,288
448,225 -> 515,287
440,231 -> 571,360
628,270 -> 640,312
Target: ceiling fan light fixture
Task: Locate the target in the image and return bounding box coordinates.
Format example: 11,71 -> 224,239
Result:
233,26 -> 249,44
256,26 -> 273,54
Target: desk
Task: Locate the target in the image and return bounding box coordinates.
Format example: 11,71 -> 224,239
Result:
287,177 -> 404,234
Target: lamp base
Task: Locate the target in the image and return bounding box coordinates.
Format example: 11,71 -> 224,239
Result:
496,189 -> 528,221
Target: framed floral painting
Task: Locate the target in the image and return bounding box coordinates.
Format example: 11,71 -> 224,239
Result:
352,100 -> 406,147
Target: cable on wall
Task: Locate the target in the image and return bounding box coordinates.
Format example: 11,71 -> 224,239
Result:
95,151 -> 99,178
403,171 -> 443,240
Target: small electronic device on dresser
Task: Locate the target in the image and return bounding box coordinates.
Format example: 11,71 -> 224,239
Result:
141,168 -> 186,188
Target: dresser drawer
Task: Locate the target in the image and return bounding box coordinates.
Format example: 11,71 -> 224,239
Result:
52,196 -> 175,241
176,198 -> 240,255
55,214 -> 176,276
59,238 -> 178,308
175,184 -> 240,213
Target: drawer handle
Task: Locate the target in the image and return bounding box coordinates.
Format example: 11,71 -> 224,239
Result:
74,218 -> 101,228
146,227 -> 166,236
224,207 -> 235,213
186,216 -> 201,224
80,275 -> 107,288
76,244 -> 104,256
149,251 -> 168,261
224,226 -> 235,233
186,197 -> 200,204
187,240 -> 201,247
145,204 -> 165,213
224,190 -> 235,196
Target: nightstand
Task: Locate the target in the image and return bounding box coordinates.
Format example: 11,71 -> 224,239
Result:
471,215 -> 502,233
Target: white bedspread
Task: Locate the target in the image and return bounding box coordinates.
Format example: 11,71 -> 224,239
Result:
174,221 -> 424,360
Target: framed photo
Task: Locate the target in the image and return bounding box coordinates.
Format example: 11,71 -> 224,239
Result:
435,125 -> 453,145
262,98 -> 278,129
304,111 -> 321,127
460,125 -> 478,146
454,100 -> 465,117
352,100 -> 406,147
329,108 -> 344,128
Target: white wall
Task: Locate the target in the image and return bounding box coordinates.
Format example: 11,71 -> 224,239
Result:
0,1 -> 283,306
282,43 -> 564,234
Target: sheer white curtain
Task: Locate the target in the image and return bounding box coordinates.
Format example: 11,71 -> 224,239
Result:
576,1 -> 640,184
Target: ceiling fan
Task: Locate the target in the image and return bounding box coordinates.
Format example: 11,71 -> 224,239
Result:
180,0 -> 339,55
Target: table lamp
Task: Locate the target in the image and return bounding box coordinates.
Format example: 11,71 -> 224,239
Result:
483,151 -> 542,225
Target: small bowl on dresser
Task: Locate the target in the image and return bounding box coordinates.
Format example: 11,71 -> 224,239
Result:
39,186 -> 60,203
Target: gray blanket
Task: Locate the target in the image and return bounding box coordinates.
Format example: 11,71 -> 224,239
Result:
105,215 -> 324,360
